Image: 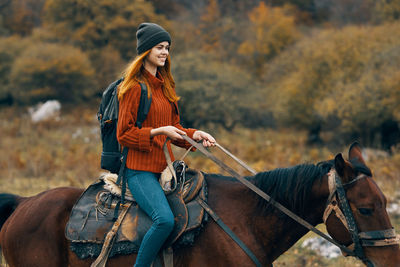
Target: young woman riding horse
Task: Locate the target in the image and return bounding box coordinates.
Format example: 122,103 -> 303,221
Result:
0,142 -> 398,266
116,22 -> 215,267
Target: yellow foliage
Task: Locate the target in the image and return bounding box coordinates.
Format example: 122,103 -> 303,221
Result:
373,0 -> 400,22
264,22 -> 400,134
238,2 -> 301,76
10,42 -> 96,104
198,0 -> 222,53
42,0 -> 169,60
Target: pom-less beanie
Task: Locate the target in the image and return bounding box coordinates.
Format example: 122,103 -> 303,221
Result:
136,23 -> 171,55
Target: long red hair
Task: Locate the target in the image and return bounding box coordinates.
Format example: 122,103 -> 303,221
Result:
118,50 -> 179,102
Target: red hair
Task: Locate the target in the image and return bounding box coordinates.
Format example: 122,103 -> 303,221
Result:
118,51 -> 179,102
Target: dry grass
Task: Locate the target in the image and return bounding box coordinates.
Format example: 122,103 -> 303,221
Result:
0,106 -> 101,195
0,106 -> 399,266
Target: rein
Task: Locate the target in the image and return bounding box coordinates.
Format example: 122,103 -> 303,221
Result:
181,136 -> 355,254
181,135 -> 399,266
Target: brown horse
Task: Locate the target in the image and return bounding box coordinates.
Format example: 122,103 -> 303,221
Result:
0,143 -> 399,266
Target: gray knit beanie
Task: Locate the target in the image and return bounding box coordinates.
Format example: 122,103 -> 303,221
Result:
136,23 -> 171,55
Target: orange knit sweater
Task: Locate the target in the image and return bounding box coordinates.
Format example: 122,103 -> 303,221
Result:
117,69 -> 196,173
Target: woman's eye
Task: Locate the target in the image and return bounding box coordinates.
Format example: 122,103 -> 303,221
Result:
358,208 -> 373,216
156,46 -> 169,51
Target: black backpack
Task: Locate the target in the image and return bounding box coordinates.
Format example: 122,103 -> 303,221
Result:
97,78 -> 151,174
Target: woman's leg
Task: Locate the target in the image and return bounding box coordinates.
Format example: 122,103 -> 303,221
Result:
126,169 -> 175,267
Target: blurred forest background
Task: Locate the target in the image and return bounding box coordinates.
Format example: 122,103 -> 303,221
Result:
0,0 -> 400,266
1,0 -> 400,148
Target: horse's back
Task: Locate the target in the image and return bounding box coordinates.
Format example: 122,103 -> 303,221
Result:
0,187 -> 83,267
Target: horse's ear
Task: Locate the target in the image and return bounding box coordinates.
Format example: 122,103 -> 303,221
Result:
334,153 -> 345,177
348,141 -> 366,165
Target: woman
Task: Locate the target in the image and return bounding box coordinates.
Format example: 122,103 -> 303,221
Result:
117,22 -> 215,267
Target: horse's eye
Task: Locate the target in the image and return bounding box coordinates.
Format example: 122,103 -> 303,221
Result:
358,208 -> 373,216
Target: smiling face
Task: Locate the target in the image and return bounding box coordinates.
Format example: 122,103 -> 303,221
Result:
145,41 -> 170,69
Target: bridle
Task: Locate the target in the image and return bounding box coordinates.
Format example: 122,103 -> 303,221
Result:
323,169 -> 399,267
179,135 -> 399,266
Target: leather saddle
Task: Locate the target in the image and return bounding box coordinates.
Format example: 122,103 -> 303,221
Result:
65,169 -> 207,259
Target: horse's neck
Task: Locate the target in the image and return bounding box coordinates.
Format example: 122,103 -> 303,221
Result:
204,174 -> 329,263
253,208 -> 325,260
250,175 -> 330,261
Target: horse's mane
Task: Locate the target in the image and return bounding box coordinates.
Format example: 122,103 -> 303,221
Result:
251,158 -> 372,216
317,159 -> 371,176
250,162 -> 329,216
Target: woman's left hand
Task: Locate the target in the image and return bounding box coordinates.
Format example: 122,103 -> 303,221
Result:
193,130 -> 216,147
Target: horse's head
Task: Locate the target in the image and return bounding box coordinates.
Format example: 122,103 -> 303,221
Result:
324,142 -> 400,267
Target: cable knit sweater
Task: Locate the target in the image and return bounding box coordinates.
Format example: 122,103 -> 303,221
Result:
117,69 -> 196,173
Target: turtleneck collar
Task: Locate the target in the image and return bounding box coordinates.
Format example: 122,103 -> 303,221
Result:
143,68 -> 164,89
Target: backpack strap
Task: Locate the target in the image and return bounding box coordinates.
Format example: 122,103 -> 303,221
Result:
136,82 -> 152,129
115,82 -> 151,211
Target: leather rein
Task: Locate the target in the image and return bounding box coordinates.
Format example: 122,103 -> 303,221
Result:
180,135 -> 399,266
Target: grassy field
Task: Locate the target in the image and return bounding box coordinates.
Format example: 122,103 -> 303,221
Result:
0,106 -> 399,266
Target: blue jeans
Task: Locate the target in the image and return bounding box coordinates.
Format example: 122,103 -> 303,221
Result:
126,169 -> 175,267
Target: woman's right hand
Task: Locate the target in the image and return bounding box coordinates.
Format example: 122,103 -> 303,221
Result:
150,126 -> 186,140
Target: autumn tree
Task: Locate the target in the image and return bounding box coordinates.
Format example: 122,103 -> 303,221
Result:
218,0 -> 261,17
372,0 -> 400,23
0,36 -> 31,104
10,42 -> 96,104
263,23 -> 400,147
314,0 -> 377,26
238,2 -> 300,76
270,0 -> 316,17
42,0 -> 169,60
0,0 -> 45,36
146,0 -> 189,18
174,0 -> 249,62
197,0 -> 223,53
172,52 -> 271,130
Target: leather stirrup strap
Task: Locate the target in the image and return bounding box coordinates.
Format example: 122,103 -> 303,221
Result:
91,202 -> 132,267
163,247 -> 173,267
197,199 -> 263,267
116,147 -> 129,186
118,146 -> 129,204
113,147 -> 129,220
